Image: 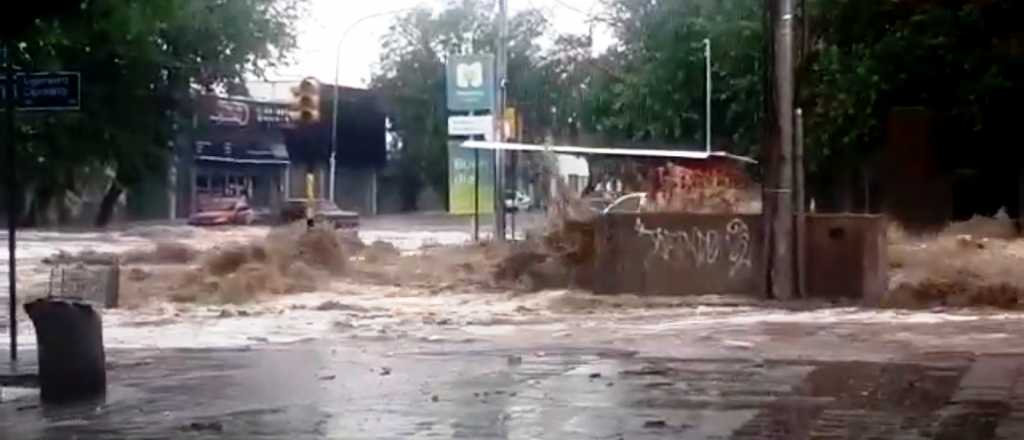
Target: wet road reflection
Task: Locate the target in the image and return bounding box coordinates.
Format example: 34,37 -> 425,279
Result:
1,342 -> 825,439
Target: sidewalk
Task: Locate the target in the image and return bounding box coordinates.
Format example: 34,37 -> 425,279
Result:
0,354 -> 37,388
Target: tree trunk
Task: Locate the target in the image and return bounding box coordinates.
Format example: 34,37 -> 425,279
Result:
32,187 -> 54,228
95,181 -> 123,227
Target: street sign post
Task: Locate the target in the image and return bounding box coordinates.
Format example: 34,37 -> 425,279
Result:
446,55 -> 496,241
447,115 -> 494,137
2,69 -> 80,362
0,71 -> 81,110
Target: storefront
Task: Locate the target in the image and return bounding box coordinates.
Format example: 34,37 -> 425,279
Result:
184,95 -> 291,215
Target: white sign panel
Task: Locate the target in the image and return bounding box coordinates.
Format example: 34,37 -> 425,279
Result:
447,115 -> 494,137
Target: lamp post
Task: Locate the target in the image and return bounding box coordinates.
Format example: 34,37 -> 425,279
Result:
330,5 -> 425,203
704,38 -> 712,154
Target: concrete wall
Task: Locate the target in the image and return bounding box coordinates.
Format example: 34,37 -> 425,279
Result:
805,214 -> 888,304
593,213 -> 764,296
590,213 -> 889,301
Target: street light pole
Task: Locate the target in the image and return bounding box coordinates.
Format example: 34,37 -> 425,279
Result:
4,40 -> 17,361
331,6 -> 424,204
704,38 -> 712,155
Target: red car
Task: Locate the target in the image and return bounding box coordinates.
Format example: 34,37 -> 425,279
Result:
188,197 -> 255,226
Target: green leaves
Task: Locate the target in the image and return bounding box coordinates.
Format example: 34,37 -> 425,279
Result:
588,0 -> 764,153
6,0 -> 302,223
800,0 -> 1023,174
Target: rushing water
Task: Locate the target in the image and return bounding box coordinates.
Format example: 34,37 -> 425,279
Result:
6,223 -> 1024,438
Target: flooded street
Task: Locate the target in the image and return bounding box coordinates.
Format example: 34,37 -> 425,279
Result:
4,216 -> 1024,438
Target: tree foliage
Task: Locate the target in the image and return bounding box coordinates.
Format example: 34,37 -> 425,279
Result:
4,0 -> 302,225
372,0 -> 554,209
591,0 -> 764,154
373,0 -> 767,208
802,0 -> 1024,174
373,0 -> 1023,212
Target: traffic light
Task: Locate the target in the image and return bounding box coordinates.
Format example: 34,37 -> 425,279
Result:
290,77 -> 320,124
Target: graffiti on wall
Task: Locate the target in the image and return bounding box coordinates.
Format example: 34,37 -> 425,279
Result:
634,217 -> 753,277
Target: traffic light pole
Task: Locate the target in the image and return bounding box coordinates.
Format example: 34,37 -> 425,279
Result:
4,40 -> 18,361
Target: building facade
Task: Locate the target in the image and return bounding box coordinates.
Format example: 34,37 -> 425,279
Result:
175,85 -> 386,219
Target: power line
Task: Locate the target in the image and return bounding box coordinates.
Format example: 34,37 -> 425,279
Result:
543,0 -> 620,31
549,0 -> 591,16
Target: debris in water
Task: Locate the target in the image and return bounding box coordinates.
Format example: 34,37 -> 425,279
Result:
643,420 -> 667,429
314,301 -> 369,313
185,421 -> 224,433
588,372 -> 602,379
621,366 -> 671,376
379,367 -> 392,376
645,382 -> 674,388
318,375 -> 336,381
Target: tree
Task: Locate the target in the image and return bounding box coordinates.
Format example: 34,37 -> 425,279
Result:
3,0 -> 302,226
588,0 -> 765,155
800,0 -> 1024,214
372,0 -> 552,210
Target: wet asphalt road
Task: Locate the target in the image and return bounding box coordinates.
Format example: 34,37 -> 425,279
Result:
4,340 -> 1024,439
2,342 -> 769,439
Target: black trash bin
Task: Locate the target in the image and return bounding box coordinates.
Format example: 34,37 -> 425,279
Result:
24,298 -> 107,403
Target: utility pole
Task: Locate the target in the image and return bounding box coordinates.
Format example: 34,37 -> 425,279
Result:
768,0 -> 796,299
4,40 -> 18,360
493,0 -> 508,241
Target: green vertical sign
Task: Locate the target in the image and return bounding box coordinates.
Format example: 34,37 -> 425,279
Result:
448,141 -> 494,214
446,54 -> 495,112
